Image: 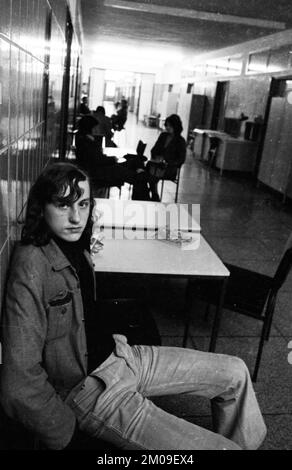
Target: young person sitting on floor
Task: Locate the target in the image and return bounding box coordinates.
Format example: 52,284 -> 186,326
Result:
0,162 -> 266,450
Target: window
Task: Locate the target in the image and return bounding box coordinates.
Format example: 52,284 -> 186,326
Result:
247,50 -> 269,74
268,46 -> 290,73
228,56 -> 242,75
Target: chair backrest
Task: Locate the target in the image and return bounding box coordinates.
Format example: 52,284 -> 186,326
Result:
273,247 -> 292,291
175,165 -> 181,182
136,140 -> 146,157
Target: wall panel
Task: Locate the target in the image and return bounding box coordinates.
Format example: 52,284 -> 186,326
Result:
225,76 -> 270,125
0,0 -> 79,315
0,37 -> 10,150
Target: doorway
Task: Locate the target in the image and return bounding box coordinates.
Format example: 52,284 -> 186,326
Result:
210,81 -> 228,130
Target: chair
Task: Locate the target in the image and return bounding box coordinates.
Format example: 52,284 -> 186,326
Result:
104,182 -> 123,199
159,165 -> 182,203
91,176 -> 123,199
124,140 -> 147,199
136,140 -> 147,157
123,140 -> 147,162
208,137 -> 220,168
183,246 -> 292,382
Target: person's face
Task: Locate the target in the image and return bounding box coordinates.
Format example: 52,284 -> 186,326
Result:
165,122 -> 174,134
43,179 -> 91,242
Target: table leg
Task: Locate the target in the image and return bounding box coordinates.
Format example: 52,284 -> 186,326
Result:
218,140 -> 225,176
209,278 -> 227,352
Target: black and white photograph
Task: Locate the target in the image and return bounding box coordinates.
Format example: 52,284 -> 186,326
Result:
0,0 -> 292,457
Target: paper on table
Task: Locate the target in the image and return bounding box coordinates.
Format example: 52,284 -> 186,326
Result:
150,228 -> 200,250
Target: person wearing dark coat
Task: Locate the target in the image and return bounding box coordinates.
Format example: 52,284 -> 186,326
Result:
146,114 -> 186,201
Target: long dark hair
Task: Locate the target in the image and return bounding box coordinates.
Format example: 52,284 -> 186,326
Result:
165,114 -> 183,136
21,162 -> 94,248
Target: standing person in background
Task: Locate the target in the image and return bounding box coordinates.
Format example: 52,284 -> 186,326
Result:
146,114 -> 186,201
0,162 -> 267,451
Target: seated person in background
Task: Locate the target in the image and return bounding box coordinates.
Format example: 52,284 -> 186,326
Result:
0,162 -> 267,450
111,99 -> 128,131
146,114 -> 186,201
75,115 -> 115,178
93,106 -> 116,147
78,96 -> 91,116
75,115 -> 149,199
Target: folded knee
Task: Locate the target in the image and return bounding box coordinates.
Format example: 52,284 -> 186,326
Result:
228,356 -> 250,388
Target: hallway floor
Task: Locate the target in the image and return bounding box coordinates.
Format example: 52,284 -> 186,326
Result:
108,111 -> 292,450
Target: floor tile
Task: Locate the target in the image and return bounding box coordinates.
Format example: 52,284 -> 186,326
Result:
260,414 -> 292,449
204,236 -> 273,262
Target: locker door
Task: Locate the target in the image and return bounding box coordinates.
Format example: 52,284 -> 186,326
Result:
258,97 -> 285,188
272,89 -> 292,194
259,79 -> 292,195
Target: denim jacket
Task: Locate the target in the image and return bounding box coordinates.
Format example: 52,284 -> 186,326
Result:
0,239 -> 96,449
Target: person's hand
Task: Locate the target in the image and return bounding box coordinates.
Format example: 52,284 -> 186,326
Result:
91,208 -> 104,254
90,232 -> 105,254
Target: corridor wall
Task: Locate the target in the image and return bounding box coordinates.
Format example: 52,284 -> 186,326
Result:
0,0 -> 81,317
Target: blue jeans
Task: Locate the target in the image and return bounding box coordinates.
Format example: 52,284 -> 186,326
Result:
66,334 -> 266,450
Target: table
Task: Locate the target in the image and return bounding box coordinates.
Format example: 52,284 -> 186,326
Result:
199,130 -> 258,175
94,198 -> 201,234
92,237 -> 227,278
103,147 -> 137,163
92,200 -> 229,352
191,129 -> 224,160
215,137 -> 258,175
200,130 -> 227,163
